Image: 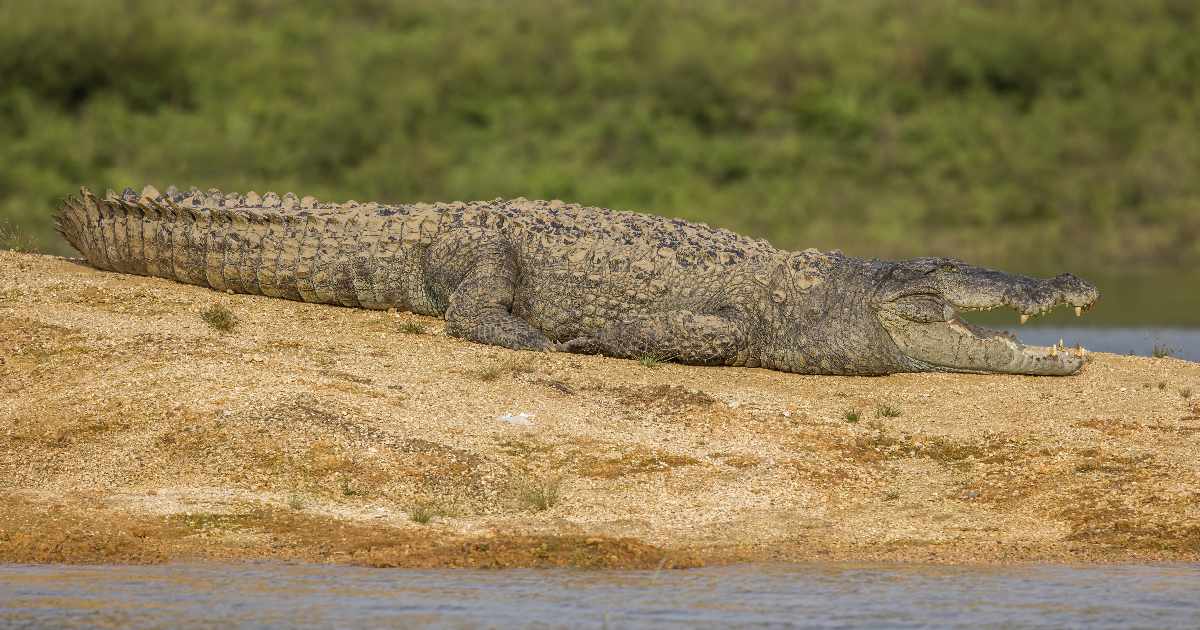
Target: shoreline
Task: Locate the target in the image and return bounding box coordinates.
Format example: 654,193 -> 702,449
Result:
2,250 -> 1198,568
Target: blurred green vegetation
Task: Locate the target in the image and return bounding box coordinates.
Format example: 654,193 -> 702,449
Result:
2,0 -> 1198,273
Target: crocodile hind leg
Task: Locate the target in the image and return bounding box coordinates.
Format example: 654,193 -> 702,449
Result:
442,242 -> 555,352
557,311 -> 750,366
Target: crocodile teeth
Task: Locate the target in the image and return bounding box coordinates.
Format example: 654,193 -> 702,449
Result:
1020,314 -> 1029,325
1075,306 -> 1082,317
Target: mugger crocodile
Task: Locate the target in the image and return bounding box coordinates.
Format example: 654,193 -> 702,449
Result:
56,186 -> 1099,376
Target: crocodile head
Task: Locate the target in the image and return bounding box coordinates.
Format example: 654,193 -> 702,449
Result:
873,258 -> 1099,375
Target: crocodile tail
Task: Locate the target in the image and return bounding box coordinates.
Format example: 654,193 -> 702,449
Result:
54,191 -> 92,261
57,186 -> 173,278
55,185 -> 415,310
57,187 -> 129,274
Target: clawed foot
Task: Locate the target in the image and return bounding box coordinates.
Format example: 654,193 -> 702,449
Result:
553,336 -> 603,354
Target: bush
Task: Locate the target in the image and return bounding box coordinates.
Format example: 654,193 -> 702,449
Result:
3,0 -> 1198,271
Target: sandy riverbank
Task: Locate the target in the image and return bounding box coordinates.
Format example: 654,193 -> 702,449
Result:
2,250 -> 1198,567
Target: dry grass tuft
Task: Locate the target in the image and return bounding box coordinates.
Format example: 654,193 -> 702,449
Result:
471,356 -> 536,382
339,477 -> 363,497
200,304 -> 237,333
0,221 -> 39,252
408,502 -> 438,524
1151,343 -> 1177,359
397,320 -> 427,335
515,475 -> 563,511
637,354 -> 670,368
875,404 -> 902,418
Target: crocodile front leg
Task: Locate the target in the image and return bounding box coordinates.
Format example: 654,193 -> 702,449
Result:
557,311 -> 750,366
442,240 -> 555,352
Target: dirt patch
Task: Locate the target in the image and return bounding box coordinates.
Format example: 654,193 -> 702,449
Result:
613,384 -> 717,415
709,452 -> 762,469
497,437 -> 557,460
360,534 -> 698,569
836,426 -> 1024,469
0,494 -> 696,569
465,355 -> 537,382
577,447 -> 701,479
53,285 -> 178,316
2,250 -> 1200,566
1074,417 -> 1141,437
1057,452 -> 1200,554
0,316 -> 90,386
0,494 -> 170,565
146,394 -> 499,511
7,406 -> 137,448
531,377 -> 576,395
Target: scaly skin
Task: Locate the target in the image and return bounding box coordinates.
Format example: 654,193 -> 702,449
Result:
55,186 -> 1099,375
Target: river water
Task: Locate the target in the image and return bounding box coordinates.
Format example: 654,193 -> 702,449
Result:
958,269 -> 1200,363
2,562 -> 1199,629
1001,326 -> 1200,363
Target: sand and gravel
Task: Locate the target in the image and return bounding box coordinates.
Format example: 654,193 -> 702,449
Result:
2,249 -> 1198,567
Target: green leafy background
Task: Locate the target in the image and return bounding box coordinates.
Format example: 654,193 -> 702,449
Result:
3,0 -> 1198,274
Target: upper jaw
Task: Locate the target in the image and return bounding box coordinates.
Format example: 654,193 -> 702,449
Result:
934,266 -> 1099,321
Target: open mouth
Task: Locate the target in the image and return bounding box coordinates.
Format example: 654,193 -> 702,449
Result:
880,294 -> 1099,376
952,300 -> 1094,363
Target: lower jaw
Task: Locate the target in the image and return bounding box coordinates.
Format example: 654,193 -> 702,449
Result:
884,317 -> 1086,376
